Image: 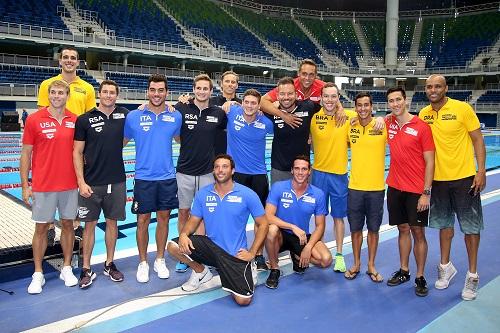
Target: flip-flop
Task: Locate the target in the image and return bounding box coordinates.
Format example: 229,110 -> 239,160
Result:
366,271 -> 384,283
344,269 -> 360,280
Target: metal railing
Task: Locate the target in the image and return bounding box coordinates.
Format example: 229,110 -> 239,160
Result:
211,72 -> 277,85
100,62 -> 203,78
0,53 -> 58,67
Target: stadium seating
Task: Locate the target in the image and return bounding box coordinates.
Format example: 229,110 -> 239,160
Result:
0,0 -> 68,30
412,90 -> 472,103
300,18 -> 360,67
398,19 -> 415,56
477,90 -> 500,103
420,12 -> 500,68
234,82 -> 276,96
226,6 -> 324,65
74,0 -> 190,46
359,19 -> 385,56
161,0 -> 274,58
0,65 -> 99,88
105,72 -> 193,92
345,90 -> 387,103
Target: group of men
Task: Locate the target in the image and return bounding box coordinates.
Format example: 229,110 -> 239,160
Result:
21,47 -> 485,305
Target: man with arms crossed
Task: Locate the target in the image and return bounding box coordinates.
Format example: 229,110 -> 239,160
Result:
174,74 -> 226,273
420,75 -> 486,300
38,46 -> 96,241
265,77 -> 319,184
167,154 -> 269,306
22,80 -> 78,294
344,92 -> 387,282
265,155 -> 332,289
385,87 -> 435,297
73,80 -> 128,288
124,74 -> 182,283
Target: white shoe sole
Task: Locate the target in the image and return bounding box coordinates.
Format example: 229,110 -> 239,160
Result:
181,270 -> 213,292
154,266 -> 170,279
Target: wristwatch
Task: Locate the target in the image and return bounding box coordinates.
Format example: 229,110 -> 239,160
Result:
422,188 -> 431,196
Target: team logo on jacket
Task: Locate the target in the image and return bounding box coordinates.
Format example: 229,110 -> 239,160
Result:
65,121 -> 75,128
78,207 -> 89,218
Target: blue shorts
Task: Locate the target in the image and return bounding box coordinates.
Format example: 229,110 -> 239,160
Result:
132,178 -> 179,214
347,189 -> 385,232
311,169 -> 347,218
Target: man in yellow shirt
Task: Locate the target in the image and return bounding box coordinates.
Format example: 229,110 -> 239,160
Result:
344,92 -> 386,283
38,46 -> 97,242
419,74 -> 486,301
309,82 -> 358,273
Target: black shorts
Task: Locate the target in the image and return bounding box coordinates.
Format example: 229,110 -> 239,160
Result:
429,176 -> 483,234
347,189 -> 385,232
172,235 -> 254,298
132,178 -> 179,214
387,186 -> 428,227
233,172 -> 269,207
78,182 -> 126,221
279,229 -> 312,258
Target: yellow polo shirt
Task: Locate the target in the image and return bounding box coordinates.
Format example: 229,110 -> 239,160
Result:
419,98 -> 480,181
310,108 -> 356,174
37,74 -> 96,116
348,119 -> 387,191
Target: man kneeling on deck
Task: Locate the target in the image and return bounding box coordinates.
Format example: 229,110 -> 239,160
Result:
167,154 -> 268,306
264,155 -> 332,289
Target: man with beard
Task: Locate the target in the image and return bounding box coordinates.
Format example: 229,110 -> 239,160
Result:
266,77 -> 319,184
124,74 -> 182,283
265,155 -> 332,288
167,154 -> 269,306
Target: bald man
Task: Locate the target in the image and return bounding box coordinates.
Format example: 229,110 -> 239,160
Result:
419,75 -> 486,301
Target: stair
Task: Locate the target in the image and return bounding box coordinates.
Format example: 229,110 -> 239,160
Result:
408,19 -> 423,58
58,0 -> 112,40
352,21 -> 372,58
468,35 -> 500,69
469,89 -> 487,105
220,4 -> 295,64
293,18 -> 349,69
154,0 -> 218,51
86,70 -> 104,84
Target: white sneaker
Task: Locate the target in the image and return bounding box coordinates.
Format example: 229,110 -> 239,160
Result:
59,266 -> 78,287
435,261 -> 457,289
136,261 -> 150,283
461,271 -> 479,301
154,258 -> 170,279
181,266 -> 213,292
28,272 -> 45,294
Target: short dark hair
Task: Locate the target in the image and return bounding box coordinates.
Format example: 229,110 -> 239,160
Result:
213,153 -> 235,170
321,82 -> 339,95
243,89 -> 261,103
148,74 -> 168,90
292,155 -> 311,169
355,92 -> 372,105
59,46 -> 79,59
386,86 -> 406,99
277,76 -> 295,88
99,80 -> 119,95
193,74 -> 213,90
298,59 -> 317,72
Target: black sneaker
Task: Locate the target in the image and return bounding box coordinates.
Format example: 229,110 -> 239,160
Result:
387,269 -> 410,286
255,255 -> 268,271
79,268 -> 96,289
104,261 -> 124,282
74,226 -> 83,241
290,254 -> 306,274
265,269 -> 280,289
415,276 -> 429,297
47,228 -> 56,247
